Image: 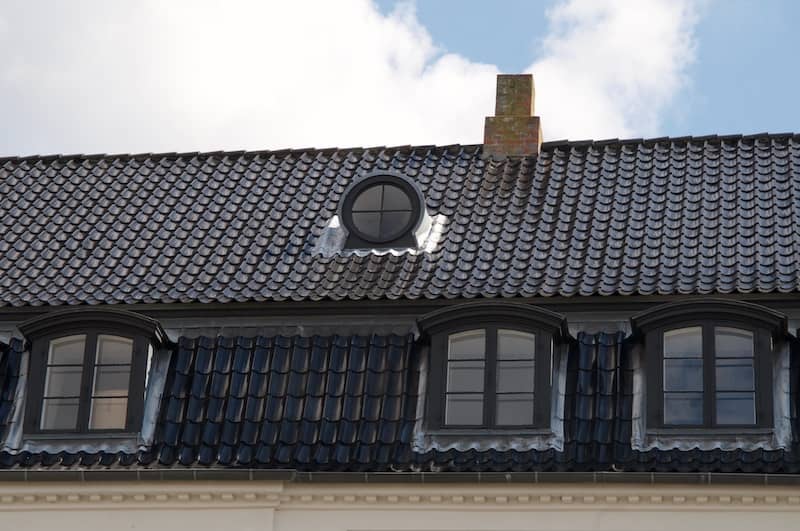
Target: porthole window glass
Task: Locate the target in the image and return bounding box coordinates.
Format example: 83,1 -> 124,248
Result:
342,176 -> 422,248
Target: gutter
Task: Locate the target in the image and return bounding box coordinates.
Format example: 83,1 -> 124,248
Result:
0,469 -> 798,486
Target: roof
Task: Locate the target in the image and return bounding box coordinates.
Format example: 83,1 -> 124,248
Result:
2,133 -> 800,307
1,332 -> 797,473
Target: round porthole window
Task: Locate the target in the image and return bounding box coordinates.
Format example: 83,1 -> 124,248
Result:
341,175 -> 422,248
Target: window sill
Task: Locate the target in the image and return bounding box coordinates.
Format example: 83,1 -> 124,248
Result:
425,428 -> 554,438
646,428 -> 773,438
24,431 -> 139,443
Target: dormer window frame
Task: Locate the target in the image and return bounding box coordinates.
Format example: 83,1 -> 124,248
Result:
19,309 -> 167,437
632,299 -> 787,435
419,302 -> 568,433
339,172 -> 425,250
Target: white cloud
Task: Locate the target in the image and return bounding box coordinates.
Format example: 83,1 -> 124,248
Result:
0,0 -> 699,155
530,0 -> 700,140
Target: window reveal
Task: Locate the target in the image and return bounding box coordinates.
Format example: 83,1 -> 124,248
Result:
660,325 -> 760,428
442,327 -> 543,429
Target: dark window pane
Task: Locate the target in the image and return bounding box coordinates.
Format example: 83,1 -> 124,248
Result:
43,366 -> 83,398
716,392 -> 755,425
448,330 -> 485,360
40,398 -> 80,430
715,359 -> 754,391
381,185 -> 412,210
379,211 -> 412,240
663,327 -> 702,358
446,360 -> 485,393
96,335 -> 133,364
497,329 -> 535,360
352,185 -> 382,211
715,327 -> 754,358
445,394 -> 483,425
89,397 -> 128,430
351,212 -> 381,239
496,360 -> 534,393
496,393 -> 534,426
93,365 -> 131,397
663,358 -> 703,391
48,335 -> 86,365
664,392 -> 703,425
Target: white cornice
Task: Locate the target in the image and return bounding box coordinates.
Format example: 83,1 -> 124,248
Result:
1,483 -> 800,511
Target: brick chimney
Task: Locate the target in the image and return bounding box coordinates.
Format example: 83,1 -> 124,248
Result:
483,74 -> 542,157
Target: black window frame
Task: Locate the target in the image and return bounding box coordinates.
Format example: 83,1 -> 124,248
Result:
632,299 -> 787,433
19,309 -> 168,437
340,174 -> 423,249
418,301 -> 568,432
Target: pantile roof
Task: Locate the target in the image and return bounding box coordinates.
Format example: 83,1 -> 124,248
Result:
2,133 -> 800,307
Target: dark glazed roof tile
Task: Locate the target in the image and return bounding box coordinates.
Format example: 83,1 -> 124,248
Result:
2,137 -> 800,306
1,331 -> 799,473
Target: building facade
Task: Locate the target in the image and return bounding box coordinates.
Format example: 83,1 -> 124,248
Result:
1,74 -> 800,529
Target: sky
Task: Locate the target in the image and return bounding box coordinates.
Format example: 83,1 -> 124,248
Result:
0,0 -> 797,156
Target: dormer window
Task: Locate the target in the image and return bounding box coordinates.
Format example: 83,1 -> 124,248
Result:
19,309 -> 167,436
632,299 -> 787,432
419,302 -> 568,432
340,174 -> 423,249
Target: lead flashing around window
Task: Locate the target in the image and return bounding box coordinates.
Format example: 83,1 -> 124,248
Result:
313,171 -> 443,256
631,298 -> 788,338
630,340 -> 792,451
1,344 -> 171,454
311,210 -> 443,257
19,308 -> 169,347
411,342 -> 567,453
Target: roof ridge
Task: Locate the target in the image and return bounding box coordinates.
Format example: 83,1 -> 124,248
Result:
0,143 -> 485,163
539,132 -> 800,150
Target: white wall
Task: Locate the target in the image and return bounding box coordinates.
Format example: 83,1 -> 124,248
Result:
3,482 -> 800,531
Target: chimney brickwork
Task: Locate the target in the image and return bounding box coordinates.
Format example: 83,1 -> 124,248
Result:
483,74 -> 542,158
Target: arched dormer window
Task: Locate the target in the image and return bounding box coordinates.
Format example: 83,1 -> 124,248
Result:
418,302 -> 568,431
19,309 -> 167,435
631,299 -> 787,431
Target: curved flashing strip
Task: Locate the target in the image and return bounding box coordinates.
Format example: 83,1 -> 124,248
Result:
311,211 -> 444,258
19,308 -> 169,347
417,301 -> 569,339
631,298 -> 789,338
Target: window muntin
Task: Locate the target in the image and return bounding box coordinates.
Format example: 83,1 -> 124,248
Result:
657,323 -> 769,429
438,326 -> 549,430
351,184 -> 414,243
